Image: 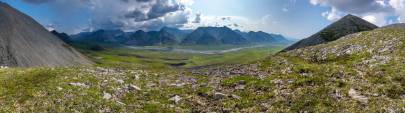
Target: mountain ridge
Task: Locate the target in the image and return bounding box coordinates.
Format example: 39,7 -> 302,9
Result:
71,26 -> 290,46
282,14 -> 378,52
0,2 -> 92,67
181,26 -> 249,45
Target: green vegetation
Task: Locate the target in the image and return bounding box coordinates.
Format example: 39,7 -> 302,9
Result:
257,28 -> 405,112
185,46 -> 282,67
80,45 -> 283,69
320,30 -> 337,41
0,28 -> 404,112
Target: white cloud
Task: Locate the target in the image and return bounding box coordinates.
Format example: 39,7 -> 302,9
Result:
389,0 -> 405,22
178,0 -> 194,6
23,0 -> 195,33
322,8 -> 343,21
362,13 -> 389,26
310,0 -> 398,26
310,0 -> 321,5
363,15 -> 378,23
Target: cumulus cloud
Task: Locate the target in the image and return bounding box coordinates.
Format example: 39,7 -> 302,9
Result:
22,0 -> 194,33
310,0 -> 396,26
389,0 -> 405,22
311,0 -> 392,14
192,13 -> 201,23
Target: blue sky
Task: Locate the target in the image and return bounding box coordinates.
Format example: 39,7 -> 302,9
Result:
0,0 -> 403,39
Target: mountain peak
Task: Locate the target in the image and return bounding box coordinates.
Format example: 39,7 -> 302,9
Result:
342,14 -> 356,19
221,26 -> 232,30
135,30 -> 146,33
182,26 -> 248,45
0,2 -> 92,67
282,14 -> 378,52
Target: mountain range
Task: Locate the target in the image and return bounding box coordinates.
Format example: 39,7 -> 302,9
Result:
70,26 -> 291,46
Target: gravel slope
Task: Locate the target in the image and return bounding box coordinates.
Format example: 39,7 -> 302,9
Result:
0,2 -> 92,67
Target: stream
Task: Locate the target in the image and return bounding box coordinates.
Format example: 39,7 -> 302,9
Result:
126,45 -> 266,55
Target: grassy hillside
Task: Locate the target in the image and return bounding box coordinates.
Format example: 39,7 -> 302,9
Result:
241,28 -> 404,112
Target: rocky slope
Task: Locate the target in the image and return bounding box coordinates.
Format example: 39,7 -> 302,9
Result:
282,14 -> 378,51
51,30 -> 72,44
189,26 -> 404,112
0,2 -> 91,67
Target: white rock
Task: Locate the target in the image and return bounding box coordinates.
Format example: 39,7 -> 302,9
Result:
235,85 -> 246,90
116,79 -> 125,84
273,79 -> 283,84
116,101 -> 126,105
68,83 -> 89,88
57,87 -> 63,91
103,92 -> 112,100
170,83 -> 186,87
128,84 -> 141,91
349,89 -> 368,103
134,75 -> 140,80
169,95 -> 182,104
147,83 -> 157,87
214,92 -> 227,100
231,94 -> 241,100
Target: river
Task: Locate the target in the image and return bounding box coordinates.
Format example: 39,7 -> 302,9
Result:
126,45 -> 266,55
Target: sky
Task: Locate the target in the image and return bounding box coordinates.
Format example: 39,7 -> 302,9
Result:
0,0 -> 404,39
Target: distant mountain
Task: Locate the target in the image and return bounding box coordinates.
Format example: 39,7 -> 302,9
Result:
181,26 -> 249,45
282,14 -> 378,52
71,29 -> 129,43
147,30 -> 178,45
124,30 -> 178,46
70,30 -> 134,50
51,30 -> 72,44
235,30 -> 290,44
160,27 -> 192,41
125,30 -> 150,46
0,2 -> 91,67
381,23 -> 405,29
72,26 -> 289,46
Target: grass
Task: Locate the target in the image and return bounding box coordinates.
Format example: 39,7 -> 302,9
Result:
185,46 -> 282,67
82,45 -> 284,69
